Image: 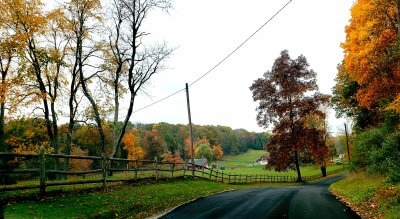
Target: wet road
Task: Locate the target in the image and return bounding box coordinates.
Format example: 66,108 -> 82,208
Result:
160,175 -> 360,219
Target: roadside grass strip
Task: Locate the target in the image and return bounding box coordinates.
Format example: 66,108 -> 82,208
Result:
330,172 -> 400,219
3,179 -> 299,219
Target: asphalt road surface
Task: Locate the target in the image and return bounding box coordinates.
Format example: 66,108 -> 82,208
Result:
160,175 -> 360,219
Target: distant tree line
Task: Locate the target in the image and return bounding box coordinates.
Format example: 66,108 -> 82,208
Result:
2,118 -> 270,162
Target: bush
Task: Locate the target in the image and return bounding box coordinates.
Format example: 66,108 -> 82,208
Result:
352,126 -> 400,182
379,132 -> 400,182
351,128 -> 386,171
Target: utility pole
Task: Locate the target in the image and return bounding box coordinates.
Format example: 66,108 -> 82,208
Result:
344,123 -> 350,163
185,83 -> 195,177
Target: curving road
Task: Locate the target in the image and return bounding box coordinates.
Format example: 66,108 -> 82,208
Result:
160,175 -> 360,219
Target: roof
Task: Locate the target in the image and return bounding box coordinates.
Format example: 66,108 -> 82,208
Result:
194,158 -> 208,166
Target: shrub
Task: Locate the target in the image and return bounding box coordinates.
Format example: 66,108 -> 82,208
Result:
351,128 -> 386,171
352,126 -> 400,183
379,132 -> 400,182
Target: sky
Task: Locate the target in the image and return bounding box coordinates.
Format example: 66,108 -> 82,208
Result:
121,0 -> 355,135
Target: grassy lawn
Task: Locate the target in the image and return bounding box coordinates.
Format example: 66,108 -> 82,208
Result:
3,178 -> 299,219
222,164 -> 344,176
330,172 -> 400,219
215,149 -> 345,176
218,149 -> 267,167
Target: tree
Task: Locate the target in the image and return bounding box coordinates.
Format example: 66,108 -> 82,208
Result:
342,0 -> 400,112
303,114 -> 330,176
211,145 -> 223,161
108,0 -> 174,158
69,145 -> 93,173
141,125 -> 166,159
122,128 -> 144,160
0,16 -> 25,153
250,50 -> 329,182
195,144 -> 213,163
332,62 -> 383,131
66,0 -> 108,156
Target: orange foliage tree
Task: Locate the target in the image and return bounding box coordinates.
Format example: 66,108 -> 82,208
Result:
211,145 -> 223,161
122,128 -> 144,160
162,151 -> 183,164
342,0 -> 400,110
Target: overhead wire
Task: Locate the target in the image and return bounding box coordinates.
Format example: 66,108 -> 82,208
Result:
117,0 -> 293,118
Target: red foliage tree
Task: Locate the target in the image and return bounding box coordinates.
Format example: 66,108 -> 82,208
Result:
250,50 -> 329,182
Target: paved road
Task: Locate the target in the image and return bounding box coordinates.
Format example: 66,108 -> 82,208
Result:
160,175 -> 360,219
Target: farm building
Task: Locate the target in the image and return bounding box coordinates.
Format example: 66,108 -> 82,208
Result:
187,158 -> 209,169
256,156 -> 268,165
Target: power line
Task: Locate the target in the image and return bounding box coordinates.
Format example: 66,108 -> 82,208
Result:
117,88 -> 186,120
131,88 -> 186,114
189,0 -> 293,86
118,0 -> 293,118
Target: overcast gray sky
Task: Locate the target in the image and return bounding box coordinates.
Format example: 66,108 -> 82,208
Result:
123,0 -> 354,134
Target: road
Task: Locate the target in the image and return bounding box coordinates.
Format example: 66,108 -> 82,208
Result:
160,175 -> 360,219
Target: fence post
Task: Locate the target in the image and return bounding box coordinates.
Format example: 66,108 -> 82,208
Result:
209,168 -> 212,180
154,157 -> 158,181
171,161 -> 175,178
228,173 -> 231,183
183,160 -> 187,178
39,149 -> 46,195
101,153 -> 107,188
134,157 -> 138,181
245,175 -> 248,183
216,170 -> 218,182
221,171 -> 224,183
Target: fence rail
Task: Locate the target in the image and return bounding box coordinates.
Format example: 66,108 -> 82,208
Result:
0,152 -> 345,194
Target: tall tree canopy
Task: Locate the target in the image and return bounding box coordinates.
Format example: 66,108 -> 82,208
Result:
342,0 -> 400,111
250,50 -> 329,181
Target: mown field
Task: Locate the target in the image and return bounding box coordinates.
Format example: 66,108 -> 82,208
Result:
215,149 -> 344,176
330,172 -> 400,219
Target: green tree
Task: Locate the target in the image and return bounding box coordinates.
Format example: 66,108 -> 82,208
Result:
195,144 -> 213,162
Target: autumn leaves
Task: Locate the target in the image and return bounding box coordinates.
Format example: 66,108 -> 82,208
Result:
333,0 -> 400,129
250,50 -> 330,181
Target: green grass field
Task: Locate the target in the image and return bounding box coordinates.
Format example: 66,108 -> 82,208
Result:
215,149 -> 344,176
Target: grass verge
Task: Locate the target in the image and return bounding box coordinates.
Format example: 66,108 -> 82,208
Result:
330,172 -> 400,219
3,178 -> 299,219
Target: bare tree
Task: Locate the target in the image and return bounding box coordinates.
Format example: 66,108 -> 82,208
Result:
66,0 -> 107,154
108,0 -> 173,158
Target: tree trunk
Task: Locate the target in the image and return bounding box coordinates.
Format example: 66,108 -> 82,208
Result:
111,80 -> 120,158
50,102 -> 60,179
112,93 -> 135,158
294,150 -> 302,182
397,0 -> 400,42
320,165 -> 327,177
0,101 -> 7,185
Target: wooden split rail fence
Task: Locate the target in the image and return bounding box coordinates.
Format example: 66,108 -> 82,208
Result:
0,152 -> 344,194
